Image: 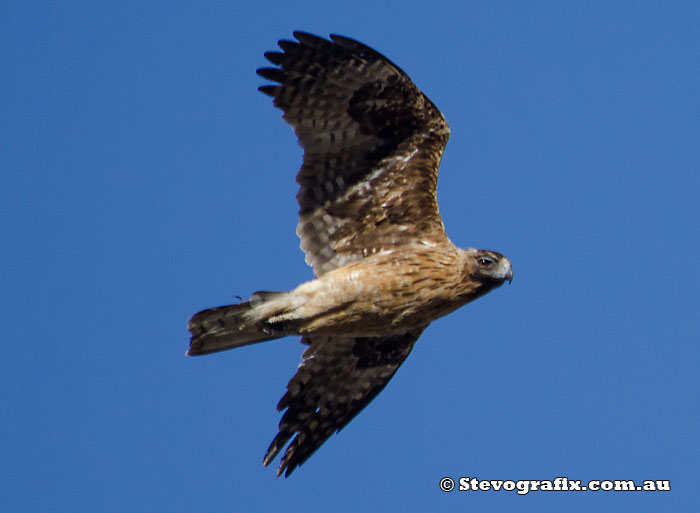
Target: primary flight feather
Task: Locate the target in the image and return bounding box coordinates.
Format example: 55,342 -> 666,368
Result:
187,32 -> 513,477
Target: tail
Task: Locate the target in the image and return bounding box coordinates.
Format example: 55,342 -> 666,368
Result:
186,291 -> 295,356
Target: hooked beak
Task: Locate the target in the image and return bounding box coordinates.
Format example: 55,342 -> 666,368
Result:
502,260 -> 514,284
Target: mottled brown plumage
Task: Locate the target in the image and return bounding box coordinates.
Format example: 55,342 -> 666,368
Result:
187,32 -> 513,477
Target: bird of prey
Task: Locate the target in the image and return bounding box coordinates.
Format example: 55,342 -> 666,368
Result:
187,32 -> 513,477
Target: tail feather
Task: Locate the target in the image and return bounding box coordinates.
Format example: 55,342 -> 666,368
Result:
187,302 -> 278,356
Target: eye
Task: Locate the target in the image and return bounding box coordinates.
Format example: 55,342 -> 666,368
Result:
478,257 -> 494,266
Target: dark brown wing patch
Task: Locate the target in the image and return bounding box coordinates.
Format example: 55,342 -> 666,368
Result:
262,326 -> 427,477
258,32 -> 450,276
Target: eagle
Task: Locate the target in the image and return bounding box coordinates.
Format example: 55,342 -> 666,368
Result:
187,32 -> 513,477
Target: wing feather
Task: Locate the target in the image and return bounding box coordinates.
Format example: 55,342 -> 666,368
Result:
263,326 -> 427,477
258,32 -> 450,276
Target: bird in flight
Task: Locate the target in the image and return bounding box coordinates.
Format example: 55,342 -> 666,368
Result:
187,32 -> 513,477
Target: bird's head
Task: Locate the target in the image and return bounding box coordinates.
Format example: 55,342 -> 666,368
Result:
463,248 -> 513,287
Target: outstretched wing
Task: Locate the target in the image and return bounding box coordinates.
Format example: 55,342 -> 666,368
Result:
258,32 -> 450,277
263,326 -> 427,477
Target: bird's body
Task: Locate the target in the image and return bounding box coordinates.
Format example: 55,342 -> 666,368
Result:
187,32 -> 513,477
275,243 -> 473,336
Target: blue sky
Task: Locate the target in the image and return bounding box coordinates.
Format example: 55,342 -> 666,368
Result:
2,1 -> 699,511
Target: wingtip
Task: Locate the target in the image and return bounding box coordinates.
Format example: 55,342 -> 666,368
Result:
328,33 -> 351,43
256,67 -> 283,81
263,51 -> 285,65
262,452 -> 273,468
292,30 -> 320,42
257,85 -> 277,97
262,453 -> 289,478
